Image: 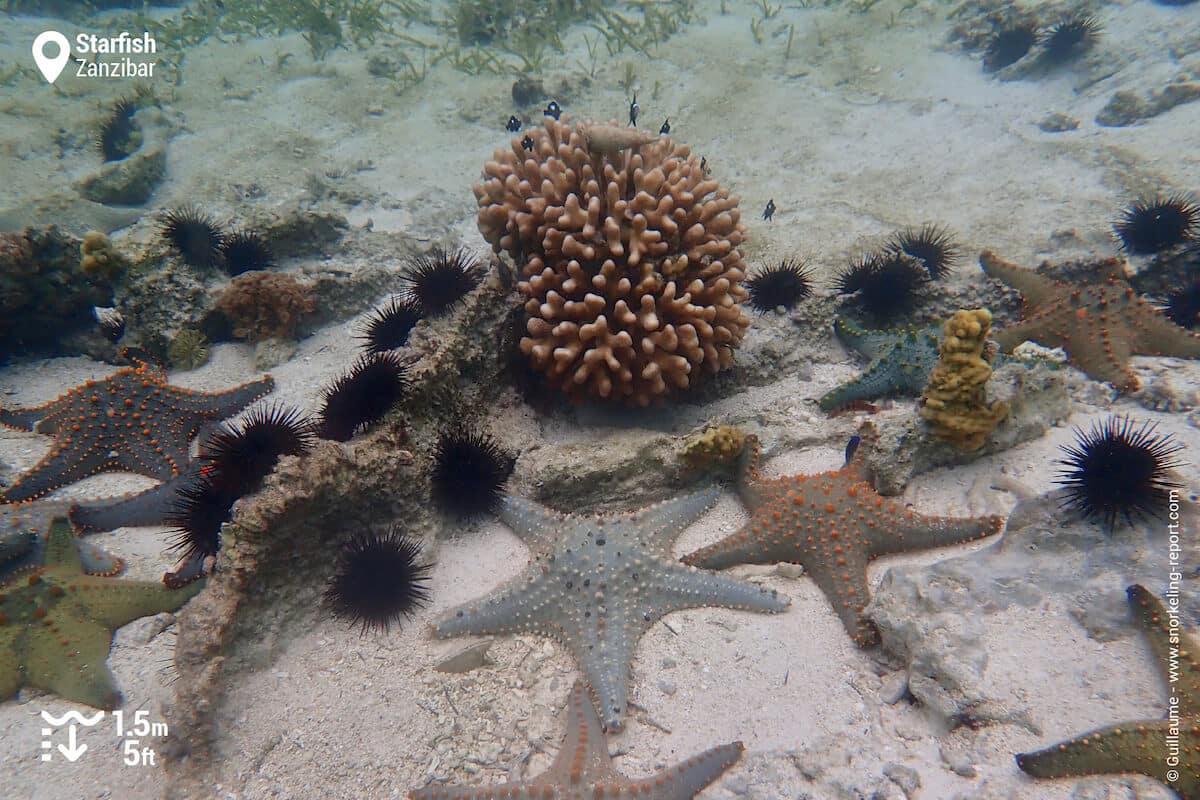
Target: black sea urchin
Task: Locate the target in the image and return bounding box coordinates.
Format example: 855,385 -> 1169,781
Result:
165,476 -> 236,564
984,22 -> 1038,72
96,96 -> 139,162
316,352 -> 409,441
219,229 -> 275,276
159,206 -> 224,268
1164,279 -> 1200,329
401,247 -> 485,316
358,297 -> 422,355
325,527 -> 433,634
430,429 -> 516,518
1113,195 -> 1200,255
1055,415 -> 1184,531
745,259 -> 814,312
888,224 -> 960,280
1040,13 -> 1102,63
201,403 -> 314,492
835,251 -> 929,321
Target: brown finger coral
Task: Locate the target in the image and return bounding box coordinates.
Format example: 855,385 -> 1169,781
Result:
214,270 -> 315,341
473,116 -> 750,406
919,308 -> 1010,451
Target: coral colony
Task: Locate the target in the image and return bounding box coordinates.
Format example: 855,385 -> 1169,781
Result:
2,100 -> 1200,800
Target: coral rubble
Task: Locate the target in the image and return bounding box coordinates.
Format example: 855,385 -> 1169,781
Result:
473,116 -> 749,405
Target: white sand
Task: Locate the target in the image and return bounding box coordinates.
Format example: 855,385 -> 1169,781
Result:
2,1 -> 1199,798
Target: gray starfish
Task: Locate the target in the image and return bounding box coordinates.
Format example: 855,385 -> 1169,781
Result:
432,488 -> 790,731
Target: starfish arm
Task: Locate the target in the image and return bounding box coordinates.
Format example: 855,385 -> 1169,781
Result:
0,529 -> 35,565
0,625 -> 21,700
24,617 -> 123,709
173,375 -> 276,426
70,467 -> 203,533
734,434 -> 765,509
42,518 -> 83,571
992,315 -> 1063,353
868,508 -> 1006,558
1063,320 -> 1139,391
681,522 -> 776,571
67,573 -> 204,629
1129,585 -> 1200,715
432,570 -> 567,639
496,495 -> 569,551
547,681 -> 619,777
1016,719 -> 1200,800
647,741 -> 746,799
625,486 -> 721,552
0,392 -> 79,431
0,438 -> 118,503
803,547 -> 878,646
833,317 -> 899,360
980,250 -> 1059,305
1131,306 -> 1200,360
642,559 -> 790,618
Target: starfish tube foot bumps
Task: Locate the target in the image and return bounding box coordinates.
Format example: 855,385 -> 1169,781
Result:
431,488 -> 788,731
0,355 -> 273,502
1016,585 -> 1199,798
682,435 -> 1005,646
0,518 -> 203,709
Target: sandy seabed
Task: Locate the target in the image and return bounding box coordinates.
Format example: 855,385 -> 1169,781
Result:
1,0 -> 1199,798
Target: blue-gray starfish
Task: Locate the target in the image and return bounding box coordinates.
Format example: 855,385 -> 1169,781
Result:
432,488 -> 790,731
1,500 -> 124,583
818,318 -> 941,412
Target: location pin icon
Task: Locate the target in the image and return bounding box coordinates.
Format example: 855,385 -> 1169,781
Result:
32,31 -> 70,84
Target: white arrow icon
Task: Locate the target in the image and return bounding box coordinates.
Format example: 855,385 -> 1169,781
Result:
32,31 -> 70,84
56,724 -> 87,762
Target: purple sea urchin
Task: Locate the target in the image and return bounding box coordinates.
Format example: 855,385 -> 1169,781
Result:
1113,195 -> 1200,255
430,428 -> 516,518
835,251 -> 929,321
1040,13 -> 1102,63
745,259 -> 814,312
401,247 -> 485,316
984,22 -> 1038,72
219,229 -> 275,276
201,403 -> 314,492
96,96 -> 139,162
888,224 -> 960,279
1055,415 -> 1184,531
1164,279 -> 1200,329
159,206 -> 224,268
358,296 -> 422,355
316,352 -> 409,441
325,527 -> 433,634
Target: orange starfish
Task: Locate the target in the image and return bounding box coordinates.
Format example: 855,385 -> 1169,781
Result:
980,250 -> 1200,391
408,681 -> 744,799
681,435 -> 1005,646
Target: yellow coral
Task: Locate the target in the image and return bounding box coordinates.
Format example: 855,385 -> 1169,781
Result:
681,424 -> 747,469
919,309 -> 1009,451
79,231 -> 127,278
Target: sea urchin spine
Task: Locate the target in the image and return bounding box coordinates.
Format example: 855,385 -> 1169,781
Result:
316,351 -> 410,441
745,259 -> 814,313
430,428 -> 516,518
1055,414 -> 1184,531
325,527 -> 433,634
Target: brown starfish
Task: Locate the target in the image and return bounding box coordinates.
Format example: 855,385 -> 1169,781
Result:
980,250 -> 1200,391
1016,585 -> 1200,799
408,680 -> 744,799
681,435 -> 1005,646
0,355 -> 273,502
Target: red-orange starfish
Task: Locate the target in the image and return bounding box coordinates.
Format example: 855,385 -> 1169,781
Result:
682,435 -> 1005,646
980,250 -> 1200,391
1,356 -> 273,502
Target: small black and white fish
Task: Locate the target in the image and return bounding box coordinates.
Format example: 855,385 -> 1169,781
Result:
628,92 -> 639,127
762,198 -> 777,221
660,118 -> 670,135
521,135 -> 534,151
506,115 -> 521,133
700,156 -> 709,175
544,100 -> 561,120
